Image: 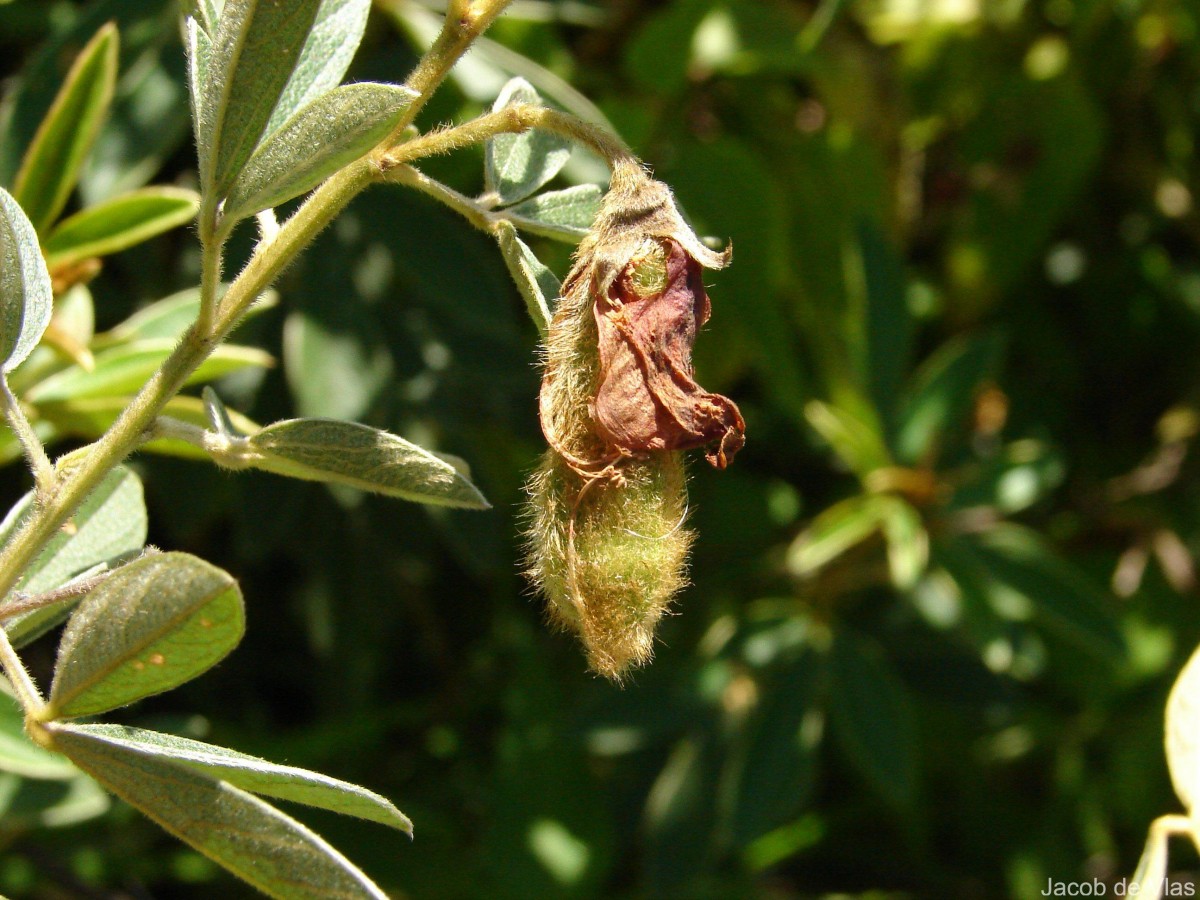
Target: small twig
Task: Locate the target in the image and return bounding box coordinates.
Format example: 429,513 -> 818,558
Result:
0,569 -> 112,622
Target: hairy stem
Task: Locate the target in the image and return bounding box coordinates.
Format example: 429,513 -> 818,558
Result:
0,376 -> 53,496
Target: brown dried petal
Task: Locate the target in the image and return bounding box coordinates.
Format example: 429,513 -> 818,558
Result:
591,239 -> 745,468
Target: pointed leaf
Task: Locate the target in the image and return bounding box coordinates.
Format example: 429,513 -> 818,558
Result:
47,722 -> 390,900
829,629 -> 918,809
0,187 -> 54,373
787,494 -> 888,577
264,0 -> 373,138
0,679 -> 76,780
200,0 -> 323,197
43,187 -> 200,269
26,339 -> 273,403
223,83 -> 414,224
856,220 -> 912,443
55,724 -> 410,833
896,331 -> 1005,465
804,399 -> 892,477
485,78 -> 572,205
247,419 -> 490,509
95,287 -> 278,346
48,552 -> 244,719
878,495 -> 928,591
495,221 -> 556,337
186,16 -> 213,164
1167,641 -> 1200,814
11,24 -> 118,233
2,466 -> 147,647
503,184 -> 603,241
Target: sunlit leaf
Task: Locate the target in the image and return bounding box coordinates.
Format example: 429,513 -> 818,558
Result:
503,184 -> 602,241
199,0 -> 322,197
787,493 -> 887,577
53,723 -> 410,832
804,399 -> 891,478
44,187 -> 200,269
48,552 -> 244,719
878,495 -> 928,591
47,722 -> 391,899
495,220 -> 556,337
2,466 -> 147,647
223,83 -> 414,224
95,286 -> 277,347
247,419 -> 490,509
485,78 -> 572,205
264,0 -> 373,138
0,187 -> 53,373
26,339 -> 272,403
11,24 -> 118,233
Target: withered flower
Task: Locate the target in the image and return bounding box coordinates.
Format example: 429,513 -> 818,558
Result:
525,160 -> 743,680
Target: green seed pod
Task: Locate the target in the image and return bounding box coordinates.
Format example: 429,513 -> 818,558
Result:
524,160 -> 742,680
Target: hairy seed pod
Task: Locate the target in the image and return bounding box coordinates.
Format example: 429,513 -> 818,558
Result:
525,160 -> 742,680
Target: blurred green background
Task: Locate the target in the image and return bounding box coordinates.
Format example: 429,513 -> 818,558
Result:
3,0 -> 1200,896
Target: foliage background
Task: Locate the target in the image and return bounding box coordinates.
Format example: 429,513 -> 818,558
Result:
2,0 -> 1199,897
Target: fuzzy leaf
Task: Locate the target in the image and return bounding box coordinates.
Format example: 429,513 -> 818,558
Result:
503,184 -> 602,241
485,78 -> 571,205
199,0 -> 323,197
44,187 -> 200,269
495,221 -> 556,337
247,419 -> 490,509
46,722 -> 390,899
2,467 -> 147,647
264,0 -> 373,137
11,24 -> 118,233
48,552 -> 244,719
26,339 -> 272,403
0,187 -> 54,373
223,83 -> 414,223
53,724 -> 410,832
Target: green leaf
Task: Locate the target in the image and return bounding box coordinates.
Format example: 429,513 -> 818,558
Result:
186,16 -> 213,155
53,724 -> 411,833
247,419 -> 490,509
804,398 -> 891,478
0,187 -> 54,373
46,722 -> 391,900
37,394 -> 259,461
503,184 -> 603,241
0,769 -> 110,830
495,221 -> 557,337
223,83 -> 414,224
786,494 -> 887,577
730,649 -> 823,844
828,628 -> 918,809
43,187 -> 200,269
971,524 -> 1124,658
95,286 -> 278,346
48,552 -> 244,719
896,331 -> 1005,465
11,24 -> 118,233
0,679 -> 75,780
947,439 -> 1065,514
485,78 -> 572,205
878,495 -> 928,591
199,0 -> 323,197
26,339 -> 273,403
3,466 -> 147,647
1167,641 -> 1200,815
282,310 -> 392,421
264,0 -> 374,138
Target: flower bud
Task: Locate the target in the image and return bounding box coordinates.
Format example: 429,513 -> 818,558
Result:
525,161 -> 743,680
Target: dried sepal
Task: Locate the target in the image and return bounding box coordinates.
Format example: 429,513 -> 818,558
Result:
525,160 -> 741,680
